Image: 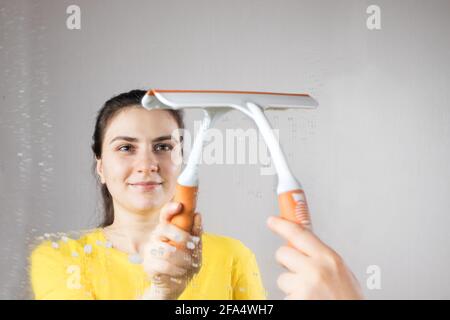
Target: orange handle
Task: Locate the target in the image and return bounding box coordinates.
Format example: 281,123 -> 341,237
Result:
278,189 -> 312,230
171,184 -> 198,232
165,184 -> 198,248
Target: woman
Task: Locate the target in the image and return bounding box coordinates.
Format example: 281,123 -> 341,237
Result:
30,89 -> 266,300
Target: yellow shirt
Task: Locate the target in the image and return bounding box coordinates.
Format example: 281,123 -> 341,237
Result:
30,229 -> 266,300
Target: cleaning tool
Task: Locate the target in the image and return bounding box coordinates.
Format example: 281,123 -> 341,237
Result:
142,89 -> 317,232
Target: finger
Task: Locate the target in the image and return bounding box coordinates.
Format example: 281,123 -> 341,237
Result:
146,259 -> 187,278
159,201 -> 183,223
174,249 -> 195,269
191,244 -> 202,271
277,272 -> 297,295
191,213 -> 203,238
267,216 -> 329,257
153,222 -> 192,245
163,247 -> 194,270
191,214 -> 202,270
191,238 -> 202,270
146,239 -> 195,271
275,245 -> 309,272
147,241 -> 177,259
191,213 -> 202,248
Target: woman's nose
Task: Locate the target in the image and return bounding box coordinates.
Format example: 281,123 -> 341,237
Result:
136,150 -> 159,173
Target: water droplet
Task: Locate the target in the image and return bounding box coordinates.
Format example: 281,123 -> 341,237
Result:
71,251 -> 79,258
51,242 -> 59,249
186,242 -> 195,250
191,236 -> 200,244
84,244 -> 92,254
128,253 -> 142,264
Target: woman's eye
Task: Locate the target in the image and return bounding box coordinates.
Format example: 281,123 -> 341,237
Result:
154,143 -> 174,152
118,145 -> 134,152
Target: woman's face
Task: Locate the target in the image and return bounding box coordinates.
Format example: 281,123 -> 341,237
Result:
96,106 -> 182,215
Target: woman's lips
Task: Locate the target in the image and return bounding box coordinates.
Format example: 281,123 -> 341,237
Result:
129,182 -> 162,192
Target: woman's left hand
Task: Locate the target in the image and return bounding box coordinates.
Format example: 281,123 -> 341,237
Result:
267,216 -> 364,300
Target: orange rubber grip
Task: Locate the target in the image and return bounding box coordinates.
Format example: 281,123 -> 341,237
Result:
170,184 -> 198,233
278,189 -> 312,230
165,184 -> 198,249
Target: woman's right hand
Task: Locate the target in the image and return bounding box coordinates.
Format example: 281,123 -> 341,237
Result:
267,216 -> 363,300
141,202 -> 202,300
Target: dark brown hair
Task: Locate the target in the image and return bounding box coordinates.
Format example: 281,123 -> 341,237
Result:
91,89 -> 184,227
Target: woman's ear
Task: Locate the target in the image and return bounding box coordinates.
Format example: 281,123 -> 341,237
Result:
96,158 -> 106,184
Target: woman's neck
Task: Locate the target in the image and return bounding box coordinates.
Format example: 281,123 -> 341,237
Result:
103,204 -> 161,255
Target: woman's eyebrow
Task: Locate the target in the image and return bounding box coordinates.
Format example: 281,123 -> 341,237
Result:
109,136 -> 138,145
109,135 -> 176,145
152,135 -> 175,143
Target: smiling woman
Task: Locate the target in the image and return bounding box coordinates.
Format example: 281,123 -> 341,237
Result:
29,90 -> 266,300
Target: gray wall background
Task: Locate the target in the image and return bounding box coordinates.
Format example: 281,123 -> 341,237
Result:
1,0 -> 449,299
